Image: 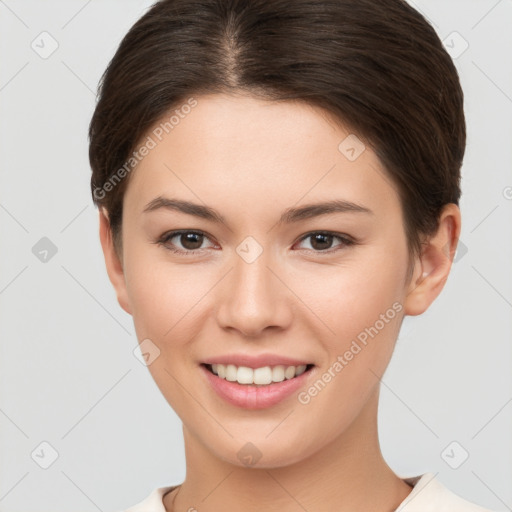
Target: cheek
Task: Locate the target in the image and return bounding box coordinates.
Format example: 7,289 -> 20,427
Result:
292,251 -> 406,383
123,249 -> 216,343
292,259 -> 405,419
295,251 -> 405,329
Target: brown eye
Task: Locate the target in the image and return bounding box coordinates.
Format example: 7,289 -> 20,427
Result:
296,232 -> 355,253
178,232 -> 204,250
310,233 -> 334,250
157,230 -> 215,254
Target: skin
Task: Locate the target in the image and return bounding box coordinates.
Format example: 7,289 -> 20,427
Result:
99,93 -> 461,511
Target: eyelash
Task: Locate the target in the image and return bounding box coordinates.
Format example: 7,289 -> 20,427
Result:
155,229 -> 356,256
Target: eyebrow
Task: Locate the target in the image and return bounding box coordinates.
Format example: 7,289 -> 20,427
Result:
143,196 -> 373,224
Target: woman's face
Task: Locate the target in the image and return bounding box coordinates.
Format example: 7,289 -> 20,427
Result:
109,93 -> 422,467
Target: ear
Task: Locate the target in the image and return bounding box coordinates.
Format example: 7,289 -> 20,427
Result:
403,203 -> 461,316
98,208 -> 132,315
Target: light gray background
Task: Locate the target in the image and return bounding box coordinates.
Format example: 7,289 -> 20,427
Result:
0,1 -> 511,511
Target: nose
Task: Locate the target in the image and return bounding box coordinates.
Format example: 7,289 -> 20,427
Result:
215,247 -> 293,338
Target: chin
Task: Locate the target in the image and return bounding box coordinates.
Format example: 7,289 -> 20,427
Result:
203,430 -> 320,470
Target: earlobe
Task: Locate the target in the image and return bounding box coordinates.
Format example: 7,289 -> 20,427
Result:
98,209 -> 132,315
403,203 -> 461,316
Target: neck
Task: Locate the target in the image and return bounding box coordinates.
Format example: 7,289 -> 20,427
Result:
164,386 -> 413,512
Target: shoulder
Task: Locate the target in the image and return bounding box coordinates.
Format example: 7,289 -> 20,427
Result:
120,485 -> 178,512
396,473 -> 497,512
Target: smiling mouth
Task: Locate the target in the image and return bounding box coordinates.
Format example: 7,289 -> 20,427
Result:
202,363 -> 315,386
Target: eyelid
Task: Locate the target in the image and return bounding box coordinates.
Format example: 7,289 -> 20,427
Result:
156,229 -> 355,255
293,231 -> 355,253
156,229 -> 217,254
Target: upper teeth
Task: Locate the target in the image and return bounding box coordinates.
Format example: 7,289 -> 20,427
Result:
211,364 -> 308,385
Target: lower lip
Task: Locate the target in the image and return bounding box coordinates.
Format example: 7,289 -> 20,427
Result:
201,364 -> 314,410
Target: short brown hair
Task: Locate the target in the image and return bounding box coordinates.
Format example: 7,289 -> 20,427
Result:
89,0 -> 465,278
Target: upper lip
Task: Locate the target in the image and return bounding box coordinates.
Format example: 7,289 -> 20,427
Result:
202,354 -> 313,369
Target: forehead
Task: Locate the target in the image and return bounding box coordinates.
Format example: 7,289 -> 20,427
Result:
124,93 -> 401,220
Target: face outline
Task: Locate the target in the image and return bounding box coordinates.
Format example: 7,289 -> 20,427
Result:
99,92 -> 460,470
